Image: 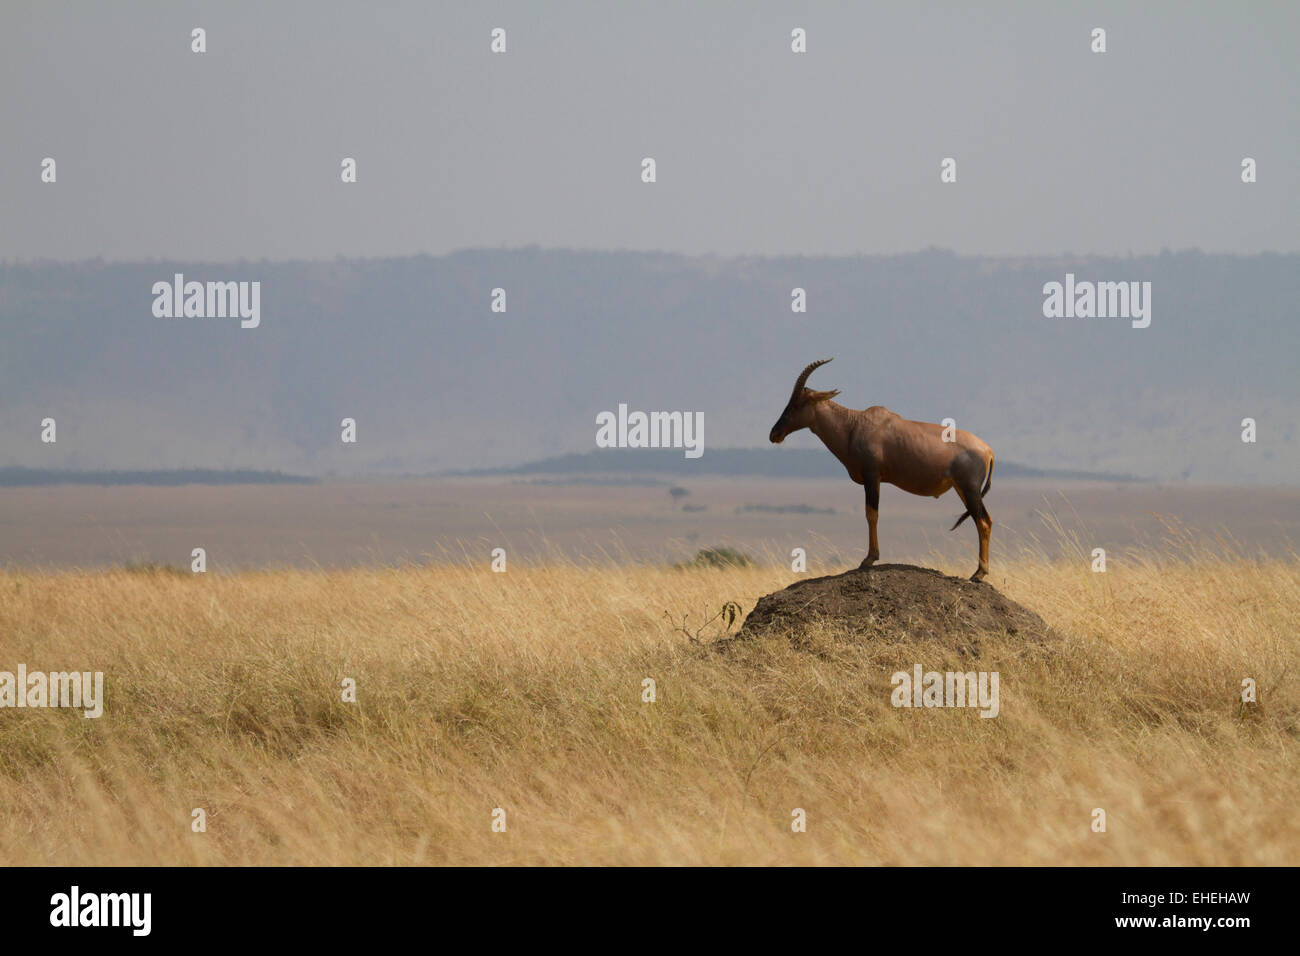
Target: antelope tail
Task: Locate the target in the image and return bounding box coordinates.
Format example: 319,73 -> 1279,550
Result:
950,453 -> 994,531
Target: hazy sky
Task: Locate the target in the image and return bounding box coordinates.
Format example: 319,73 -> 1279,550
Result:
2,1 -> 1296,261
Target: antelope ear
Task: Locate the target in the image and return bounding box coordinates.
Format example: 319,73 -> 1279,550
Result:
807,388 -> 840,403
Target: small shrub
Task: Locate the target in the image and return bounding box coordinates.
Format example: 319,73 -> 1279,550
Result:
675,547 -> 754,570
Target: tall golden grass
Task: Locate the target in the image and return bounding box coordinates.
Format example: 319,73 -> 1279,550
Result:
0,532 -> 1296,865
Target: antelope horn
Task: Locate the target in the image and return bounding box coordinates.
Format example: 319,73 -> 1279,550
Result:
793,358 -> 833,395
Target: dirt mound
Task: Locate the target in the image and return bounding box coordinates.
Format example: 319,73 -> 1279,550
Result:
737,563 -> 1053,645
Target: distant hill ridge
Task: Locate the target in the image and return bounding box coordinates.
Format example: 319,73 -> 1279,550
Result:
0,468 -> 315,487
454,448 -> 1142,482
3,248 -> 1294,483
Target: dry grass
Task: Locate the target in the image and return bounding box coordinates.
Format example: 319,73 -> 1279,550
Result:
0,538 -> 1297,865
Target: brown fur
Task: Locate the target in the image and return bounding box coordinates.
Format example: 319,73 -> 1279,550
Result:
769,359 -> 996,581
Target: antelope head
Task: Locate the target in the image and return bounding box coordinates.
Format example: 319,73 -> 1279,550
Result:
769,358 -> 840,443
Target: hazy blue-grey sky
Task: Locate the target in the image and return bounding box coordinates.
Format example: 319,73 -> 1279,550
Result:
2,1 -> 1296,261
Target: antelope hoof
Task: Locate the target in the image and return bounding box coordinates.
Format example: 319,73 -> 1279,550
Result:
859,552 -> 879,570
970,568 -> 988,583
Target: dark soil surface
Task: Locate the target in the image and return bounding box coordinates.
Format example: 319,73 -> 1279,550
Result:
737,563 -> 1054,645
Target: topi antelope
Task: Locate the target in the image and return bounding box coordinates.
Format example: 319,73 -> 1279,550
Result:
769,359 -> 996,582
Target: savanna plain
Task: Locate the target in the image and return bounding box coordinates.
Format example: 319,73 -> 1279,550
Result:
0,479 -> 1297,865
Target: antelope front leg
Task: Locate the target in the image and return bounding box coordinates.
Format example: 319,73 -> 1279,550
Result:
859,478 -> 881,569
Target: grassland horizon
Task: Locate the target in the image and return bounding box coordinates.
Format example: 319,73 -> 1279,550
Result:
1,524 -> 1295,866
